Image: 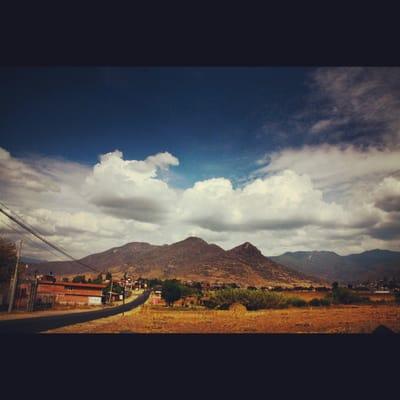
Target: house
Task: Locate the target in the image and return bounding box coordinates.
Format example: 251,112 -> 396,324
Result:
36,279 -> 106,306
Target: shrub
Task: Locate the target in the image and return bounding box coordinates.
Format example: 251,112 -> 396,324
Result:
203,289 -> 290,310
329,287 -> 369,305
203,289 -> 337,310
309,298 -> 331,307
288,297 -> 307,307
320,298 -> 331,306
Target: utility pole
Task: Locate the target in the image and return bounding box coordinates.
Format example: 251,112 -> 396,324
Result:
8,239 -> 23,313
27,276 -> 38,312
108,279 -> 113,304
123,272 -> 126,306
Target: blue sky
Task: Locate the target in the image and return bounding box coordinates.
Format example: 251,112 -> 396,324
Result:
1,67 -> 399,258
0,67 -> 311,187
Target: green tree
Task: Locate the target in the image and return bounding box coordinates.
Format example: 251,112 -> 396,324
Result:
62,277 -> 69,282
180,284 -> 195,298
148,278 -> 163,288
106,271 -> 112,281
102,282 -> 123,297
72,275 -> 86,283
329,287 -> 369,305
161,280 -> 182,306
0,237 -> 16,283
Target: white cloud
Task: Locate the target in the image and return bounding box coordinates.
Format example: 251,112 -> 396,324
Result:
373,176 -> 400,212
85,150 -> 179,222
0,144 -> 399,260
0,147 -> 59,192
256,144 -> 400,190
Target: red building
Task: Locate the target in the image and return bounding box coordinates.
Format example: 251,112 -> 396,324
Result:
36,280 -> 106,306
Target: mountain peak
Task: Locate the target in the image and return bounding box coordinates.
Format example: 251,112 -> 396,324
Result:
229,242 -> 262,256
181,236 -> 207,244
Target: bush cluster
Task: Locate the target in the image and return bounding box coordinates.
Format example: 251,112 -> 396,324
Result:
288,297 -> 308,307
161,279 -> 202,306
329,287 -> 370,305
203,289 -> 306,311
309,298 -> 331,307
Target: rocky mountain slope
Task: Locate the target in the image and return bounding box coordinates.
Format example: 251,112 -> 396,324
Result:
33,237 -> 320,287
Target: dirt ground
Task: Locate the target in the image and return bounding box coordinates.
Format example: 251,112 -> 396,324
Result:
47,301 -> 400,334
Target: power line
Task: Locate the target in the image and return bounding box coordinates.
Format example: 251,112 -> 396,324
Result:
0,203 -> 100,273
0,217 -> 68,262
0,204 -> 68,261
0,201 -> 73,257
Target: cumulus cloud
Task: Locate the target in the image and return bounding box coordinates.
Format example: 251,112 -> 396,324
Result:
0,148 -> 176,259
0,143 -> 399,260
179,172 -> 336,231
253,143 -> 399,249
373,177 -> 400,212
179,168 -> 386,235
85,150 -> 179,223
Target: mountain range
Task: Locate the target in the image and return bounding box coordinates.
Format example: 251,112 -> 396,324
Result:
32,237 -> 320,287
272,249 -> 400,283
32,237 -> 400,285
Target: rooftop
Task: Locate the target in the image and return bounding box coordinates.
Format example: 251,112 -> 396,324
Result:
38,280 -> 107,289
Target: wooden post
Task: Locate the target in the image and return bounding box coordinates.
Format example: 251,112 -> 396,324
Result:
8,240 -> 22,313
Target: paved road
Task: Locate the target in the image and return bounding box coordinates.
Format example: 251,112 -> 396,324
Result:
0,290 -> 151,334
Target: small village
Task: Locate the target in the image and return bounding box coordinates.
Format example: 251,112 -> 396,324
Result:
0,269 -> 150,313
1,258 -> 399,316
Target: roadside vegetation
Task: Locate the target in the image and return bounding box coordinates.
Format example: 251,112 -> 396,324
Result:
161,279 -> 202,307
203,288 -> 308,310
328,286 -> 369,305
201,282 -> 378,311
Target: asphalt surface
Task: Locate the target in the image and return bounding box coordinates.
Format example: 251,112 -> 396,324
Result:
0,290 -> 151,334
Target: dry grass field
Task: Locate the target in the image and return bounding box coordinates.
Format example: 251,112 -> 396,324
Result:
47,299 -> 400,334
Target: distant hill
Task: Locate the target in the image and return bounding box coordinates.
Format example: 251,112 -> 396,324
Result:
32,241 -> 157,276
21,256 -> 46,264
33,237 -> 320,287
271,249 -> 400,283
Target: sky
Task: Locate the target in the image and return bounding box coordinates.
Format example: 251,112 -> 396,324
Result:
1,67 -> 400,260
